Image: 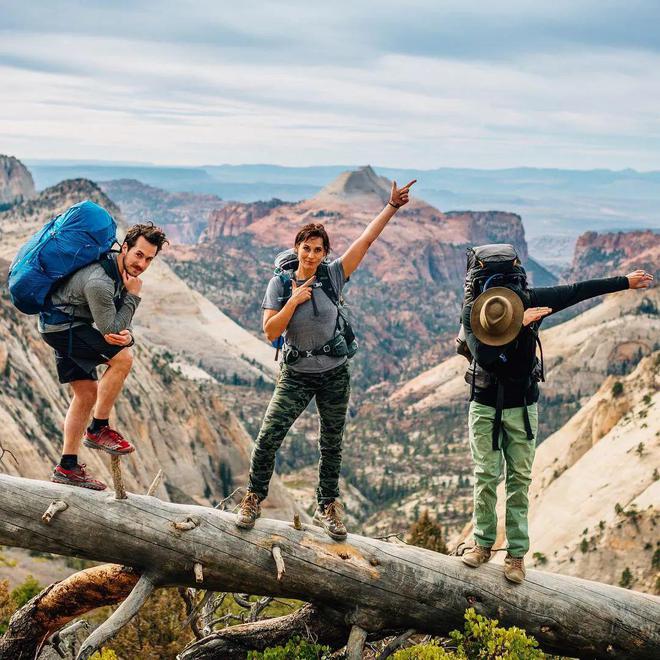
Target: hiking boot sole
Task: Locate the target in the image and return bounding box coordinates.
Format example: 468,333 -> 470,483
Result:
312,513 -> 347,541
83,438 -> 135,456
51,474 -> 107,491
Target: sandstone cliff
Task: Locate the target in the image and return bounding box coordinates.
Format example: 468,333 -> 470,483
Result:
0,155 -> 35,207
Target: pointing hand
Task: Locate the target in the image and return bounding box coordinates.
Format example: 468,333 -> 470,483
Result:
389,179 -> 417,208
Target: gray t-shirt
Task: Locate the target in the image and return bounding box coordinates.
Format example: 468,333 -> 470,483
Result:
262,258 -> 347,373
38,256 -> 141,334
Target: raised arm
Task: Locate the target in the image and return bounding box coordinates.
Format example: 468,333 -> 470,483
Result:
341,179 -> 416,278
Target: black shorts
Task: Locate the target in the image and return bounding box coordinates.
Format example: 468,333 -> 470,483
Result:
41,324 -> 126,384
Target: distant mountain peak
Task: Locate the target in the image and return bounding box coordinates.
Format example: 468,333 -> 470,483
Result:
313,165 -> 390,204
0,155 -> 36,206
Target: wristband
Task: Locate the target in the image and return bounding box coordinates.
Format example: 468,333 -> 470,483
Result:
388,201 -> 400,209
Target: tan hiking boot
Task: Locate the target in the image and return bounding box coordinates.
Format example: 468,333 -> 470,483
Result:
313,501 -> 347,541
462,545 -> 492,568
235,491 -> 261,530
504,554 -> 526,584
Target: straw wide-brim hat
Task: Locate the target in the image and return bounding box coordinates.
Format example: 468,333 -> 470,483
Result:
470,287 -> 524,346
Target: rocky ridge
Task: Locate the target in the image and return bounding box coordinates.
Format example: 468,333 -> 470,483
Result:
0,155 -> 35,207
99,178 -> 225,244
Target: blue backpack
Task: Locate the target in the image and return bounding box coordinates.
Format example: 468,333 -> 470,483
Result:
8,200 -> 118,315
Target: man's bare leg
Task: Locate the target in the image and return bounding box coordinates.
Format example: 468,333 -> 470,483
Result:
63,380 -> 98,455
94,349 -> 133,419
54,378 -> 107,490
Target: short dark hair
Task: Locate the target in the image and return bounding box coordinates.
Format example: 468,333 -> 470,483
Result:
123,222 -> 169,254
294,223 -> 330,254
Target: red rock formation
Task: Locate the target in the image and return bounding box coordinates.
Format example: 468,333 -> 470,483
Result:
202,199 -> 291,242
570,230 -> 659,280
197,166 -> 528,285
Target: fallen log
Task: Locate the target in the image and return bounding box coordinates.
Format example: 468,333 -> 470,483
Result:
0,474 -> 657,659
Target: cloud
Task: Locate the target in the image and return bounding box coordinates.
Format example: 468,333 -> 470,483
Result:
0,1 -> 659,168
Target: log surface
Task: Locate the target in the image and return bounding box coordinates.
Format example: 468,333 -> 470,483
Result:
0,474 -> 657,659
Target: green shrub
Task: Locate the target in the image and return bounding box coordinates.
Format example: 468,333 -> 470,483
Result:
247,635 -> 331,659
393,609 -> 545,659
11,575 -> 42,608
532,552 -> 547,566
619,567 -> 633,589
611,381 -> 624,398
407,510 -> 448,553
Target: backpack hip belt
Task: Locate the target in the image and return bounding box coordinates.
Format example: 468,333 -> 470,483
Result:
282,332 -> 354,366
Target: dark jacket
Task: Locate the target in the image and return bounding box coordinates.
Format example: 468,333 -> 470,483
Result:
462,276 -> 629,408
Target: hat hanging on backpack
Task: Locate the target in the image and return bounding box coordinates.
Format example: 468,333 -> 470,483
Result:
470,286 -> 524,346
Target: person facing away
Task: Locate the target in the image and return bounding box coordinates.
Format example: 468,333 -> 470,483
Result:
235,178 -> 417,540
41,223 -> 169,490
460,264 -> 653,583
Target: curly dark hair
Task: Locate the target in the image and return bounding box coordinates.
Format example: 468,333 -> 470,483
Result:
294,223 -> 330,253
123,222 -> 169,254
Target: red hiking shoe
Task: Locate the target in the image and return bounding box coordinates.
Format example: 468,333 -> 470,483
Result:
51,464 -> 107,490
83,426 -> 135,455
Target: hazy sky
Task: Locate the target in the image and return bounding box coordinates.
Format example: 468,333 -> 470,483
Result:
2,1 -> 659,169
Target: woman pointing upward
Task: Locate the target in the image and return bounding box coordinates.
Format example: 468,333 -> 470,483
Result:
236,178 -> 416,539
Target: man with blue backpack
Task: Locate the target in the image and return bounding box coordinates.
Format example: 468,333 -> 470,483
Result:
458,243 -> 653,583
9,200 -> 168,490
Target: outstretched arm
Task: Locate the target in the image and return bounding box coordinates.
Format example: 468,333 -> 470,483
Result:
341,179 -> 416,278
530,270 -> 653,314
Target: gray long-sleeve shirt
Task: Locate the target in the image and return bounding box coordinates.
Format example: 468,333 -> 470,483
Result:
38,255 -> 141,335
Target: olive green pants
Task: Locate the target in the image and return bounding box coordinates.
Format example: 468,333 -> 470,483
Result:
468,401 -> 538,557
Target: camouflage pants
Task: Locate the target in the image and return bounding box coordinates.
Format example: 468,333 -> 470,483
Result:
248,362 -> 350,504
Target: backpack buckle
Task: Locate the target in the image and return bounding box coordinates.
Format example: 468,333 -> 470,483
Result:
305,350 -> 313,358
322,345 -> 331,353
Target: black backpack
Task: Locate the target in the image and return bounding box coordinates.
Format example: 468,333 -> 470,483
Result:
457,244 -> 544,450
456,244 -> 528,360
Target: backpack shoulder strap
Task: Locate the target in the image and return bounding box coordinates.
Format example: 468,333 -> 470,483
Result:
316,263 -> 339,305
276,271 -> 293,304
98,253 -> 122,295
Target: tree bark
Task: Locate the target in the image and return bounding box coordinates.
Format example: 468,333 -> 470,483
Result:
0,474 -> 658,659
0,564 -> 139,659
